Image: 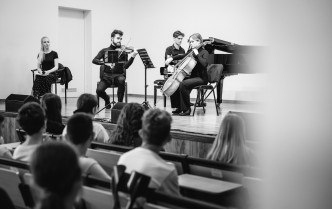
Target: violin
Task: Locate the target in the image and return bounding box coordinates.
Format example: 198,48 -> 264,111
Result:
116,45 -> 135,54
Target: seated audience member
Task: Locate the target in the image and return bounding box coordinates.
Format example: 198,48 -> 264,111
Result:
206,112 -> 257,166
13,102 -> 45,162
117,109 -> 180,195
0,114 -> 12,158
110,103 -> 145,147
62,93 -> 109,143
65,113 -> 110,180
41,93 -> 65,135
0,114 -> 4,144
30,142 -> 82,209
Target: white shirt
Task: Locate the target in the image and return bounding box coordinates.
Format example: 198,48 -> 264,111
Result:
80,156 -> 111,180
62,122 -> 109,143
118,147 -> 180,195
13,144 -> 39,162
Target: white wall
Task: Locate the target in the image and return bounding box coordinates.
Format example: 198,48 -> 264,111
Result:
0,0 -> 132,99
128,0 -> 269,102
0,0 -> 268,102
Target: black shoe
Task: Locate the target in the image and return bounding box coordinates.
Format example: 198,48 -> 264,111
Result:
172,108 -> 181,114
190,102 -> 194,106
105,101 -> 111,109
179,108 -> 191,116
196,102 -> 206,107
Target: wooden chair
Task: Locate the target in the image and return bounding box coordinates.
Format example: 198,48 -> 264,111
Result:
86,148 -> 122,176
0,187 -> 16,209
0,168 -> 26,208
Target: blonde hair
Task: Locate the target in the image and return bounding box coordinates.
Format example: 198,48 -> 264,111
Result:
38,36 -> 49,64
188,33 -> 203,44
206,112 -> 249,165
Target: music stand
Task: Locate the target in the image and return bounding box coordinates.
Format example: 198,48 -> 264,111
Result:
103,50 -> 119,63
137,49 -> 155,109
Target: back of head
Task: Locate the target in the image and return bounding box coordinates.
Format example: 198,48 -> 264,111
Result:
17,102 -> 45,135
41,93 -> 62,123
113,103 -> 145,146
30,141 -> 81,209
141,109 -> 172,146
66,113 -> 93,145
207,112 -> 247,164
75,93 -> 97,114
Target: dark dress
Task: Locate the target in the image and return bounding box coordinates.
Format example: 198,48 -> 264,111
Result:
32,51 -> 58,98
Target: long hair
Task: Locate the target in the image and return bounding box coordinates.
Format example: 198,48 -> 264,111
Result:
74,93 -> 98,114
206,112 -> 249,165
30,142 -> 81,209
41,93 -> 62,123
112,103 -> 145,147
38,36 -> 48,65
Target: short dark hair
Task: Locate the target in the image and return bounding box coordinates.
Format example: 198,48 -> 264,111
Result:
141,109 -> 172,146
173,30 -> 184,38
66,113 -> 93,145
74,93 -> 97,114
30,142 -> 81,199
17,102 -> 45,135
111,29 -> 123,38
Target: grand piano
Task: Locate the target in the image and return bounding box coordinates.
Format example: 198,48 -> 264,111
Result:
204,37 -> 266,103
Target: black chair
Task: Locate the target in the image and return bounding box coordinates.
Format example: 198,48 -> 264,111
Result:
0,187 -> 16,209
31,63 -> 68,104
153,67 -> 169,107
96,65 -> 128,107
192,64 -> 224,116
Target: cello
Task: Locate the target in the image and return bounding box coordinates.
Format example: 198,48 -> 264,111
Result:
161,38 -> 212,97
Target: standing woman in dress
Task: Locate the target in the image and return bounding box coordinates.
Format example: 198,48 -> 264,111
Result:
32,36 -> 59,98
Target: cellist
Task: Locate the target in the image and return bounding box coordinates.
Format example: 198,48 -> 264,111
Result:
165,33 -> 209,116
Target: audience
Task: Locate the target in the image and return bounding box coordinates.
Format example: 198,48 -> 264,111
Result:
41,93 -> 65,135
30,142 -> 82,209
0,114 -> 4,144
13,102 -> 45,162
206,112 -> 257,166
0,114 -> 12,158
62,93 -> 109,143
117,109 -> 180,195
65,113 -> 110,180
110,102 -> 145,147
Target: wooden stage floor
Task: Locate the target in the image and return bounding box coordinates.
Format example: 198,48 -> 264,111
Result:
0,95 -> 262,135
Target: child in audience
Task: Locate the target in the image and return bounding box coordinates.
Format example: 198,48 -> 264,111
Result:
206,112 -> 257,166
62,93 -> 109,143
30,141 -> 82,209
118,109 -> 180,195
0,114 -> 4,144
110,103 -> 145,147
65,113 -> 110,180
13,102 -> 45,162
41,93 -> 65,135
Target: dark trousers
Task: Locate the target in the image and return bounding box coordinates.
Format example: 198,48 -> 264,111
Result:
170,77 -> 206,111
96,74 -> 126,103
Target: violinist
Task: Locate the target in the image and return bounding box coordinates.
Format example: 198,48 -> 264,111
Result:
165,33 -> 209,116
165,31 -> 186,112
92,29 -> 138,107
